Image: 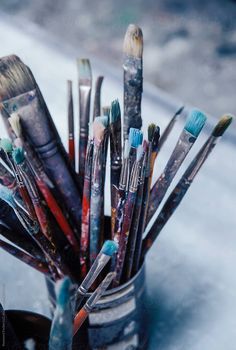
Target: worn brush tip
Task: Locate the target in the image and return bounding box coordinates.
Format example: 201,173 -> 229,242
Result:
93,116 -> 108,144
101,240 -> 118,256
12,147 -> 25,164
55,276 -> 72,307
0,183 -> 14,205
0,55 -> 35,101
77,58 -> 92,80
174,105 -> 185,117
184,109 -> 207,137
136,145 -> 144,161
95,115 -> 109,128
124,139 -> 131,159
129,128 -> 143,148
123,24 -> 143,58
148,124 -> 156,142
0,138 -> 13,153
8,113 -> 22,138
110,99 -> 121,123
152,126 -> 160,152
212,114 -> 234,137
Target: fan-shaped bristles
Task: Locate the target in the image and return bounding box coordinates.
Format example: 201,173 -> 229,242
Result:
129,128 -> 143,148
110,100 -> 121,123
0,55 -> 35,101
184,109 -> 207,137
212,114 -> 233,137
123,24 -> 143,58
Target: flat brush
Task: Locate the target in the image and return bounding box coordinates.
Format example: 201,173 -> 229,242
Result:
0,55 -> 82,233
0,238 -> 50,276
123,24 -> 143,141
67,80 -> 75,168
158,105 -> 184,151
147,109 -> 207,224
73,272 -> 116,335
9,113 -> 79,251
75,240 -> 118,310
89,116 -> 109,265
93,76 -> 104,120
49,277 -> 73,350
142,114 -> 234,257
128,127 -> 143,170
78,59 -> 92,182
80,128 -> 94,278
113,146 -> 143,287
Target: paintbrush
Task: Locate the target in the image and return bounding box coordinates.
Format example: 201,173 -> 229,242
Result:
0,55 -> 82,234
80,126 -> 94,279
0,149 -> 15,188
49,277 -> 73,350
0,237 -> 50,276
128,128 -> 143,170
73,272 -> 116,335
78,59 -> 92,183
158,106 -> 184,151
75,240 -> 118,310
124,142 -> 147,281
93,76 -> 104,120
67,80 -> 75,168
131,126 -> 160,274
123,24 -> 143,141
102,106 -> 110,117
8,113 -> 79,252
113,145 -> 143,287
142,114 -> 234,257
147,109 -> 207,224
89,116 -> 109,265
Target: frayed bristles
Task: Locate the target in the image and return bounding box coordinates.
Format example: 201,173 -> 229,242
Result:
123,24 -> 143,58
0,55 -> 35,101
184,109 -> 207,137
77,58 -> 92,81
124,139 -> 131,159
93,116 -> 109,145
136,145 -> 144,162
129,128 -> 143,148
8,113 -> 22,138
110,100 -> 121,123
212,114 -> 233,137
0,138 -> 13,153
12,147 -> 25,165
148,124 -> 156,142
101,240 -> 118,256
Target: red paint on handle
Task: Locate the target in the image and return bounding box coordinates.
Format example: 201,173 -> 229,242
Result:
73,308 -> 88,335
68,138 -> 75,166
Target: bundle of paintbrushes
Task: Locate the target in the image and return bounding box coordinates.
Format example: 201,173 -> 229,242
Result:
0,23 -> 234,300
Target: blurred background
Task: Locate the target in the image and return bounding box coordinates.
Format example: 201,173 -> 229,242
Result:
0,1 -> 235,350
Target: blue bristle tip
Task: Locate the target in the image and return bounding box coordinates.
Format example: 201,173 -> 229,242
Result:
101,240 -> 118,256
129,128 -> 143,148
184,109 -> 207,137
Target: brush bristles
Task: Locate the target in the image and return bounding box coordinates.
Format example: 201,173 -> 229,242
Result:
93,117 -> 108,144
0,55 -> 35,101
148,124 -> 156,142
95,116 -> 109,128
8,113 -> 22,138
184,109 -> 207,137
0,138 -> 13,153
129,128 -> 143,148
123,24 -> 143,58
136,145 -> 144,161
101,240 -> 118,256
124,139 -> 131,159
12,147 -> 25,165
110,100 -> 121,123
77,58 -> 92,81
152,126 -> 160,152
0,184 -> 14,207
212,114 -> 233,137
102,106 -> 110,117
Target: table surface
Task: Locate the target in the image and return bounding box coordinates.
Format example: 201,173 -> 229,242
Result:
0,16 -> 236,350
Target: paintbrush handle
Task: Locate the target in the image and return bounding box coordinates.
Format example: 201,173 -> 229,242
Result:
0,238 -> 50,276
147,131 -> 195,223
73,308 -> 88,335
93,76 -> 103,120
67,80 -> 75,168
3,90 -> 82,232
142,136 -> 217,257
36,178 -> 79,252
113,191 -> 137,286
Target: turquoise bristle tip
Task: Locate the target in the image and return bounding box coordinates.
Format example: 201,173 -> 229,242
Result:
56,277 -> 72,307
184,109 -> 207,137
129,128 -> 143,148
12,147 -> 25,165
0,184 -> 15,208
95,115 -> 109,127
0,138 -> 13,153
110,100 -> 121,123
101,240 -> 118,256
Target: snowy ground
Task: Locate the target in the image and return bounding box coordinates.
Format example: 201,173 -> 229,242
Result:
0,13 -> 236,350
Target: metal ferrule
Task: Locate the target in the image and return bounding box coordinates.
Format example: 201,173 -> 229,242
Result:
119,158 -> 130,191
79,85 -> 91,129
129,161 -> 140,192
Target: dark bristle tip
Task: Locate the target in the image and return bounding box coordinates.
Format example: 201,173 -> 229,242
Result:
212,114 -> 233,137
148,124 -> 156,142
110,100 -> 121,122
152,126 -> 160,151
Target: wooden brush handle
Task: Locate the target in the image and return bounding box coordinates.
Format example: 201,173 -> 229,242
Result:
73,308 -> 88,335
